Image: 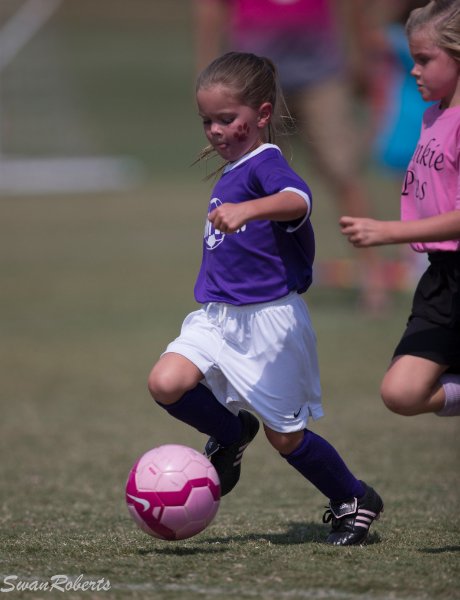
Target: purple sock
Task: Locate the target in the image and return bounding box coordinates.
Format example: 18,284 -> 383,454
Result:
156,383 -> 242,446
282,429 -> 364,502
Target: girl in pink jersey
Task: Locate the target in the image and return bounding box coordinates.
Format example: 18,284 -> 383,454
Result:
340,0 -> 460,417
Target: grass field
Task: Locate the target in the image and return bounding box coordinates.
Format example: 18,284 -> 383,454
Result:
1,185 -> 459,600
1,2 -> 459,599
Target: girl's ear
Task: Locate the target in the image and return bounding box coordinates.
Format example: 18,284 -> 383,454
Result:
257,102 -> 272,128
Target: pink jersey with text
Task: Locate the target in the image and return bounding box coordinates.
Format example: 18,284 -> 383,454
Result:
401,104 -> 460,253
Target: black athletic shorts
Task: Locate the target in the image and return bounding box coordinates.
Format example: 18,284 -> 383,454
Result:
393,252 -> 460,371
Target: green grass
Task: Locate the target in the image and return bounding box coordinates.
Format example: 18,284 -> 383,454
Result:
1,185 -> 459,600
1,2 -> 459,598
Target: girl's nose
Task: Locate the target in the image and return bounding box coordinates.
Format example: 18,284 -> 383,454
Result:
210,122 -> 222,136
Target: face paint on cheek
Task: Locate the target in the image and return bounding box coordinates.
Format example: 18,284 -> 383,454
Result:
233,122 -> 250,142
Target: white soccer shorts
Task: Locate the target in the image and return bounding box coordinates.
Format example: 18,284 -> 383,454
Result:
164,292 -> 323,433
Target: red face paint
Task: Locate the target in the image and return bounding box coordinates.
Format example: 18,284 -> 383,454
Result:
234,122 -> 250,142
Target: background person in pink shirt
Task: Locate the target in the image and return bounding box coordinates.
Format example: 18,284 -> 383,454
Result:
341,0 -> 460,417
193,0 -> 389,314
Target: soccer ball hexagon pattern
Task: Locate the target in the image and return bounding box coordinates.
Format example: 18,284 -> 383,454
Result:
126,444 -> 221,540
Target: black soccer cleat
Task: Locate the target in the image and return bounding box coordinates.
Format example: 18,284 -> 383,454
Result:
323,481 -> 384,546
204,410 -> 259,496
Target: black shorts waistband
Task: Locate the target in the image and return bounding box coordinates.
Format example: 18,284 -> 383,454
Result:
428,251 -> 460,265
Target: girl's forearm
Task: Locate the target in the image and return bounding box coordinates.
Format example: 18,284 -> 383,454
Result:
385,211 -> 460,244
245,191 -> 308,223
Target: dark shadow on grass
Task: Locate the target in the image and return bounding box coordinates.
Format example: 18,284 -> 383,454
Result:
419,546 -> 460,554
210,521 -> 326,545
211,523 -> 382,546
139,546 -> 227,556
364,531 -> 382,546
139,521 -> 382,555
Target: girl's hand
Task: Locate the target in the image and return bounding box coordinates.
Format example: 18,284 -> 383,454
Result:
208,203 -> 249,233
340,216 -> 388,247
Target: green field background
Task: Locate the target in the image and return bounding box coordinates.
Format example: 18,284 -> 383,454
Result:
1,2 -> 459,599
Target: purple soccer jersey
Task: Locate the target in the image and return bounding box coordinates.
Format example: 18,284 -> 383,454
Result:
194,144 -> 315,305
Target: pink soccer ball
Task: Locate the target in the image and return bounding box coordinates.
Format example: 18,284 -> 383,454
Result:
125,444 -> 221,541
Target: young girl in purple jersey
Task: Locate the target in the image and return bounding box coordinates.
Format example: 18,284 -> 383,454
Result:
341,0 -> 460,417
148,51 -> 383,545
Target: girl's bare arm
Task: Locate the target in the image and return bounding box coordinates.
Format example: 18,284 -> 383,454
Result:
208,191 -> 308,233
340,211 -> 460,247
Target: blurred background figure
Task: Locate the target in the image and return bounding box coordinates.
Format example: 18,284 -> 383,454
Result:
192,0 -> 389,314
366,0 -> 430,284
368,0 -> 429,174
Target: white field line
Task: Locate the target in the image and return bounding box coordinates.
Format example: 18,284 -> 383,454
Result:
111,583 -> 430,600
0,156 -> 143,194
0,575 -> 431,600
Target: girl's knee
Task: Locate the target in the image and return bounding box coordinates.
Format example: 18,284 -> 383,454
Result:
147,364 -> 182,405
381,356 -> 446,416
263,425 -> 304,455
380,379 -> 422,416
147,355 -> 203,405
147,366 -> 167,403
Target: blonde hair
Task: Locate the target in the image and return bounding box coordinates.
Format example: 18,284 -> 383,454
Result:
406,0 -> 460,61
195,52 -> 293,175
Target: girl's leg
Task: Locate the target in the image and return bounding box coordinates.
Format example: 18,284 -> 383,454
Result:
264,425 -> 383,545
149,352 -> 259,496
148,352 -> 243,446
380,355 -> 448,416
264,425 -> 363,502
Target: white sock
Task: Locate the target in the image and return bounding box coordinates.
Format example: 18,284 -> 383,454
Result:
436,374 -> 460,416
